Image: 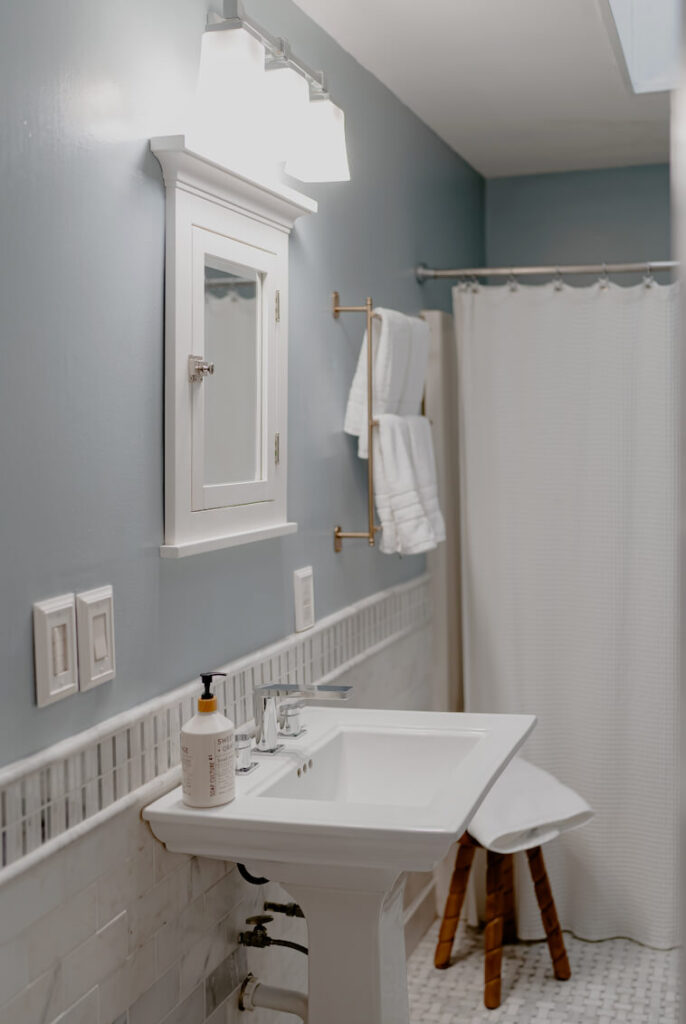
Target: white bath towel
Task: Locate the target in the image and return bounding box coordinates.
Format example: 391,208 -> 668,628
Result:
406,416 -> 446,544
398,316 -> 430,417
468,757 -> 593,854
344,309 -> 428,458
373,415 -> 437,555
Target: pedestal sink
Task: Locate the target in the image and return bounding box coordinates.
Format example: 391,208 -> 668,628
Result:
144,707 -> 535,1024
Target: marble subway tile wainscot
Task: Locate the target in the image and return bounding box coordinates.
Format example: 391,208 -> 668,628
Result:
159,984 -> 205,1024
98,936 -> 156,1024
128,966 -> 180,1024
155,894 -> 207,977
61,911 -> 128,1009
27,884 -> 98,981
205,947 -> 248,1016
51,988 -> 99,1024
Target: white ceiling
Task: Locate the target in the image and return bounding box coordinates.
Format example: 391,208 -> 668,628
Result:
292,0 -> 670,178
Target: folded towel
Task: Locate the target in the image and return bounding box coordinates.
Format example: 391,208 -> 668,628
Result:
398,316 -> 430,417
468,757 -> 594,854
373,415 -> 437,555
406,416 -> 446,544
344,309 -> 428,458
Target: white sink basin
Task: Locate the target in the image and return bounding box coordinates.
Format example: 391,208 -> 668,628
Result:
144,706 -> 534,1024
259,725 -> 479,806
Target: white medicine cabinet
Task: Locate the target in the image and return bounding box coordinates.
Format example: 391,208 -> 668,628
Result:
151,136 -> 316,557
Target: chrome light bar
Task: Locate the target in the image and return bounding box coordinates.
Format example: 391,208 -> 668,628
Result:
209,1 -> 330,101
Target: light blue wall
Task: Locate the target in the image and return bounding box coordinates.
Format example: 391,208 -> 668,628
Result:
485,164 -> 671,270
0,0 -> 484,765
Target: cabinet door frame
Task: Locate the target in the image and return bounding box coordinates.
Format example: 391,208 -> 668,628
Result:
190,228 -> 277,512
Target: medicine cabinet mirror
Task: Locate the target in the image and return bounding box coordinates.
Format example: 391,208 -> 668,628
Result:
151,136 -> 316,557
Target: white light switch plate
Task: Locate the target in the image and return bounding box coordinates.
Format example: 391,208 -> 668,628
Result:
76,585 -> 116,690
293,566 -> 315,632
33,594 -> 79,707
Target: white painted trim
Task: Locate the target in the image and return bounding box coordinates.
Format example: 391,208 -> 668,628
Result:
0,574 -> 431,881
160,521 -> 298,558
150,136 -> 318,228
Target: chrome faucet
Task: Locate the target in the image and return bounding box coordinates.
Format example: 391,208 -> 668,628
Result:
252,683 -> 352,753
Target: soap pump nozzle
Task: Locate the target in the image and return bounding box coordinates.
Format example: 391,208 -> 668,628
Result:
198,671 -> 227,712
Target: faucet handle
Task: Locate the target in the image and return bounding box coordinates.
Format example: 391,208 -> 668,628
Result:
255,695 -> 282,754
280,701 -> 306,737
235,732 -> 257,775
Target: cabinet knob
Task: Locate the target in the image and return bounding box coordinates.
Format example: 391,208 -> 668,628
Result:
188,355 -> 215,382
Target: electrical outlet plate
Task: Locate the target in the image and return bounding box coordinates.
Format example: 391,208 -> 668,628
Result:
76,585 -> 116,690
33,594 -> 79,707
293,566 -> 315,632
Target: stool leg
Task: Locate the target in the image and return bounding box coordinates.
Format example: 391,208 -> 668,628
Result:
501,853 -> 517,945
525,846 -> 571,981
434,834 -> 476,969
484,850 -> 504,1009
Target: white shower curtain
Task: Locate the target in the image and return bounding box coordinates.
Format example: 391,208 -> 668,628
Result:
454,280 -> 679,948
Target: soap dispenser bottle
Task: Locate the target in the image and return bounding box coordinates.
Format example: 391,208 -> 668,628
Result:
181,672 -> 235,808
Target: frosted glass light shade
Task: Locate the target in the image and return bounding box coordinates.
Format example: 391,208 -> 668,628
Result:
262,65 -> 311,164
284,97 -> 350,183
189,28 -> 270,172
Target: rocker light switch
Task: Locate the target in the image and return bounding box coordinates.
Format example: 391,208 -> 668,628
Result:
33,594 -> 79,707
76,585 -> 115,690
92,612 -> 108,662
293,566 -> 315,632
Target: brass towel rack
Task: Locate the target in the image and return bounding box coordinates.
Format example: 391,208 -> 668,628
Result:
332,291 -> 382,553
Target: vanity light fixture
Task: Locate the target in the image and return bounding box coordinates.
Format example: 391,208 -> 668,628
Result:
188,25 -> 270,172
284,95 -> 350,183
262,59 -> 311,165
203,1 -> 350,183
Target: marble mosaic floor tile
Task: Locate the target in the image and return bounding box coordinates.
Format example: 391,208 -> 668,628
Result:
408,921 -> 679,1023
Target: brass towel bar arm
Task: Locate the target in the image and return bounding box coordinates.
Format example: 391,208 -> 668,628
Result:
332,291 -> 382,553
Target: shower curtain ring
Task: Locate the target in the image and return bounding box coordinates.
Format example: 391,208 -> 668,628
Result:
643,262 -> 654,288
553,268 -> 563,291
599,263 -> 609,290
508,270 -> 517,292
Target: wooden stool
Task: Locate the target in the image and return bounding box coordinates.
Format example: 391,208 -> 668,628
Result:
434,832 -> 571,1009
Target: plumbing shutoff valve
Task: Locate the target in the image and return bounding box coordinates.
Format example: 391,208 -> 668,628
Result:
239,915 -> 274,949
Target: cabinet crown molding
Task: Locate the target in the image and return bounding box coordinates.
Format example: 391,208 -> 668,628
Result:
151,135 -> 317,231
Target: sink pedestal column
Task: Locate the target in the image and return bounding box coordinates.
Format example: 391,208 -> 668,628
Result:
251,862 -> 410,1024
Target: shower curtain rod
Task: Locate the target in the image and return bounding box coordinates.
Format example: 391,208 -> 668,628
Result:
416,260 -> 679,282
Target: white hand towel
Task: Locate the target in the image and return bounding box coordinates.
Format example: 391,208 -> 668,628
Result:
406,415 -> 446,544
373,415 -> 437,555
468,757 -> 593,854
344,309 -> 427,458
